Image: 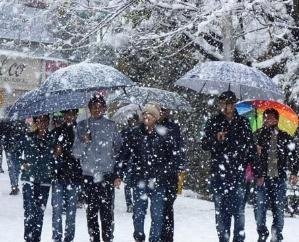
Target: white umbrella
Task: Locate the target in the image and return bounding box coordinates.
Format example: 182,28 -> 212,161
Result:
9,63 -> 135,119
108,86 -> 192,111
175,61 -> 283,100
111,104 -> 142,125
39,62 -> 135,93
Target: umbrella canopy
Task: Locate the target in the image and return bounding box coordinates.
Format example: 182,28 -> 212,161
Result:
108,86 -> 192,111
175,61 -> 283,100
8,63 -> 135,120
236,100 -> 298,136
111,104 -> 143,125
8,89 -> 97,120
39,62 -> 135,93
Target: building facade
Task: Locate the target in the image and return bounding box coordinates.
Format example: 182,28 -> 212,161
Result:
0,1 -> 68,116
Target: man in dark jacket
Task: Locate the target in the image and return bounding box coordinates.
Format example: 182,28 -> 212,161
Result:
51,109 -> 82,242
119,102 -> 181,242
20,114 -> 54,242
1,120 -> 27,195
159,106 -> 186,242
121,113 -> 140,213
202,91 -> 257,242
254,108 -> 298,242
73,94 -> 122,242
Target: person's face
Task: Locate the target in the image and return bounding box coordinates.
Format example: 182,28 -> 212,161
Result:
143,112 -> 157,127
89,102 -> 105,117
35,115 -> 49,131
160,108 -> 170,121
219,100 -> 235,116
128,117 -> 138,127
263,113 -> 279,128
63,110 -> 78,124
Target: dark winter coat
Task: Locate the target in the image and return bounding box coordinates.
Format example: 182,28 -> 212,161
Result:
119,123 -> 181,187
158,119 -> 187,173
0,120 -> 27,155
120,126 -> 134,185
20,131 -> 54,184
202,111 -> 257,188
255,126 -> 298,179
51,123 -> 82,183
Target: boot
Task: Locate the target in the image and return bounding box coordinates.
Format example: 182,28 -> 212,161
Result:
126,205 -> 133,213
0,167 -> 4,173
258,233 -> 269,242
258,227 -> 269,242
9,186 -> 20,195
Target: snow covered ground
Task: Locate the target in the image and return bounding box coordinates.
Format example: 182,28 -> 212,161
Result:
1,166 -> 299,242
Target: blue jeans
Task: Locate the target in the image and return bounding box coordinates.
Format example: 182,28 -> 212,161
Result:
52,181 -> 79,242
132,183 -> 166,242
254,177 -> 287,241
213,183 -> 246,242
7,152 -> 20,187
23,183 -> 50,242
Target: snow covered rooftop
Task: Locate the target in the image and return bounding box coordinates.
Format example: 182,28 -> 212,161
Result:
0,49 -> 67,62
0,2 -> 55,44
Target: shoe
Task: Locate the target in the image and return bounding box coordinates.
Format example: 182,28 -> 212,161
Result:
258,228 -> 269,242
258,233 -> 269,242
126,205 -> 133,213
258,236 -> 268,242
76,202 -> 83,209
9,186 -> 20,195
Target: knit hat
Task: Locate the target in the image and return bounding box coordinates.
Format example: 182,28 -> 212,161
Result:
143,102 -> 161,120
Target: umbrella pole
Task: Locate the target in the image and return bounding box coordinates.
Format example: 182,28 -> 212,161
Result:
85,90 -> 90,135
239,86 -> 243,101
255,108 -> 258,131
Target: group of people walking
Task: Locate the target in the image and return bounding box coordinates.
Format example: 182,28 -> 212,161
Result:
202,90 -> 298,242
0,94 -> 186,242
0,89 -> 298,242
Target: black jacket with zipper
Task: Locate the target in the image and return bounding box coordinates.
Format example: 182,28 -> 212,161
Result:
255,126 -> 298,179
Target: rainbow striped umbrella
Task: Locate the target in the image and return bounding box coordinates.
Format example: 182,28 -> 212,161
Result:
236,100 -> 298,136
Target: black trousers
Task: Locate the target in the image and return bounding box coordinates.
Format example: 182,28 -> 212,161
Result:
84,175 -> 115,242
161,178 -> 178,242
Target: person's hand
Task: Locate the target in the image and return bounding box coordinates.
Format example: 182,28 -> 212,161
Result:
21,162 -> 30,171
53,145 -> 63,157
114,178 -> 122,189
256,177 -> 265,187
257,145 -> 262,156
83,132 -> 92,144
290,175 -> 298,186
216,131 -> 227,141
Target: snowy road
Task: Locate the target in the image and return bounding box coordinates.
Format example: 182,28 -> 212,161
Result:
1,169 -> 299,242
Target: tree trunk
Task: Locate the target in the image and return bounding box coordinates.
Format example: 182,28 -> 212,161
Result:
294,0 -> 299,22
222,14 -> 235,61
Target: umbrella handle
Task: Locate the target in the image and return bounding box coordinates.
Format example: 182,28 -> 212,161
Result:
255,108 -> 258,131
122,86 -> 128,95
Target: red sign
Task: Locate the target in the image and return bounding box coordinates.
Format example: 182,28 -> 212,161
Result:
45,60 -> 68,79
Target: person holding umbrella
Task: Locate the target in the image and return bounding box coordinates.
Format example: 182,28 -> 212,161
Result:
51,109 -> 82,242
202,90 -> 257,242
254,108 -> 298,242
20,114 -> 54,242
73,94 -> 122,242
